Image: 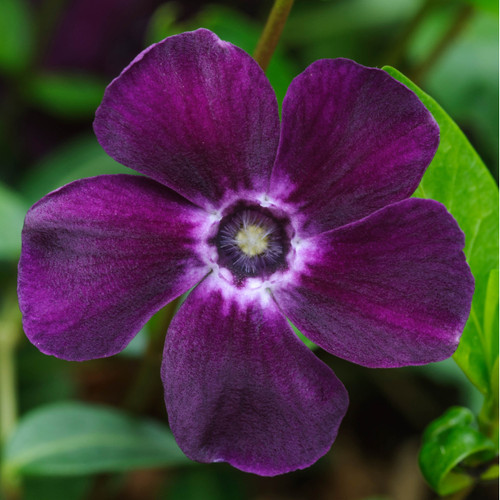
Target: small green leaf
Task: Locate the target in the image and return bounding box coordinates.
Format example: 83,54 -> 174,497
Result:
4,402 -> 189,476
383,66 -> 499,396
24,73 -> 106,118
419,407 -> 498,495
0,0 -> 33,75
0,182 -> 29,260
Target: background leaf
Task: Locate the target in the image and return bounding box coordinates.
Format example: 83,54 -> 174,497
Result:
24,73 -> 106,119
0,181 -> 29,260
407,7 -> 499,177
19,135 -> 131,205
383,66 -> 499,399
4,402 -> 189,476
0,0 -> 33,75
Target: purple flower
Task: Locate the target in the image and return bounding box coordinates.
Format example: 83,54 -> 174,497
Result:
18,29 -> 474,476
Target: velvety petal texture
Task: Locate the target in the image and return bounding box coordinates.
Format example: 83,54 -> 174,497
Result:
269,59 -> 439,236
274,198 -> 474,368
17,28 -> 475,477
94,29 -> 280,209
162,275 -> 349,475
18,175 -> 209,361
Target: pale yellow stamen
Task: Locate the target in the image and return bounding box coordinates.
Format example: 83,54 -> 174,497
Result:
235,224 -> 269,256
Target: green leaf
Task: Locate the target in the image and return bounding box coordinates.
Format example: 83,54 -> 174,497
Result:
0,182 -> 29,260
419,407 -> 498,495
463,0 -> 499,14
19,135 -> 131,205
4,402 -> 189,476
24,73 -> 106,119
0,0 -> 33,75
383,66 -> 499,396
483,269 -> 499,370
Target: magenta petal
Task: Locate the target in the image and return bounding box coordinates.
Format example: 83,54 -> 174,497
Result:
269,59 -> 439,236
18,175 -> 209,361
94,29 -> 280,209
274,199 -> 474,368
162,276 -> 348,476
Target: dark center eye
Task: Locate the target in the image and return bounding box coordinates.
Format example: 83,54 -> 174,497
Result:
214,206 -> 290,281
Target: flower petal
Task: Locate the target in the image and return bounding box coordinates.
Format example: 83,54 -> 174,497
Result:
94,29 -> 280,209
18,175 -> 209,361
274,198 -> 474,368
162,275 -> 348,476
269,59 -> 439,236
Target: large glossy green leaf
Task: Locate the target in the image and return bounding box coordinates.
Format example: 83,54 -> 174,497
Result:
384,66 -> 499,397
4,402 -> 189,476
419,407 -> 498,495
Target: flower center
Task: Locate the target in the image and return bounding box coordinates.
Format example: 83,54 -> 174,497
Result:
235,224 -> 268,256
214,206 -> 290,281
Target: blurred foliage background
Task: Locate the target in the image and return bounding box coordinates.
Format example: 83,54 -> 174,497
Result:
0,0 -> 498,499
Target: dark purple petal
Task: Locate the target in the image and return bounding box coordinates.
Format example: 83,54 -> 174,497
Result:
18,175 -> 209,361
269,59 -> 439,236
162,275 -> 348,476
94,29 -> 280,209
274,198 -> 474,368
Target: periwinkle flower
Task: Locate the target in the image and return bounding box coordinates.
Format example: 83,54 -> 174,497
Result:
18,29 -> 474,476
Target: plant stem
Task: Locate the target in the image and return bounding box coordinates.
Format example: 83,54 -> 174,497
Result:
383,0 -> 437,68
410,3 -> 474,84
0,295 -> 22,500
0,337 -> 17,445
0,298 -> 21,445
253,0 -> 294,71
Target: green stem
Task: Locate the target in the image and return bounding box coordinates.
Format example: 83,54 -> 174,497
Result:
410,3 -> 474,84
0,299 -> 21,445
479,394 -> 499,441
0,295 -> 22,500
383,0 -> 437,68
0,338 -> 17,445
253,0 -> 294,71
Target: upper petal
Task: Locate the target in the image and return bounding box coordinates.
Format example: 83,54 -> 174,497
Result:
273,198 -> 474,368
94,29 -> 280,210
18,175 -> 209,361
162,274 -> 348,476
269,59 -> 439,236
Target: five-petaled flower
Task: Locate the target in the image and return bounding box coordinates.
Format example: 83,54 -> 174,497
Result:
18,29 -> 474,476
